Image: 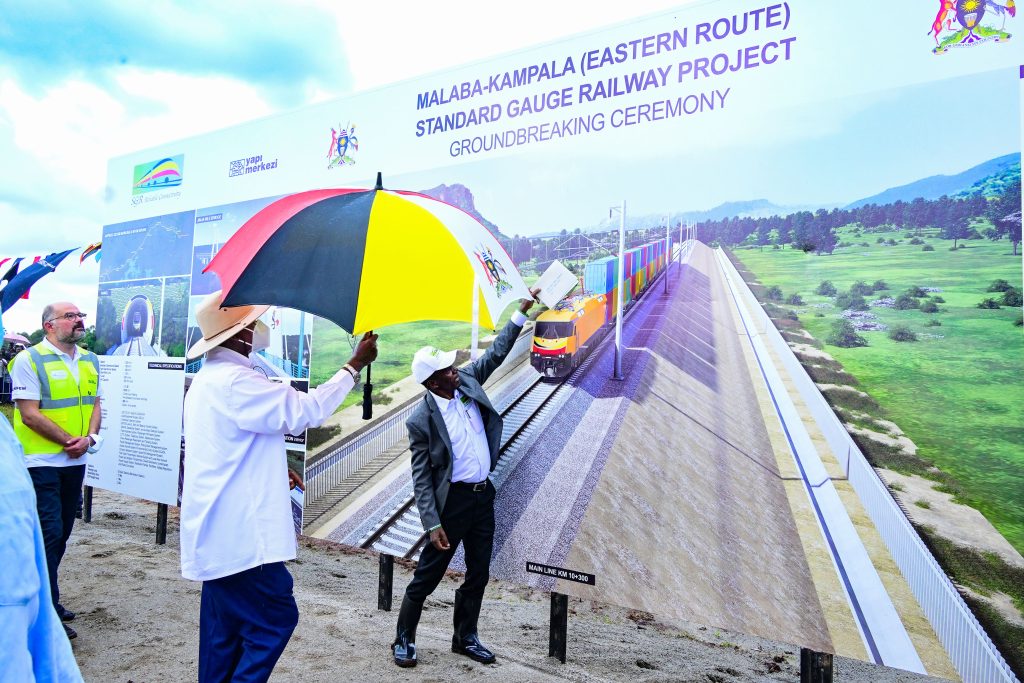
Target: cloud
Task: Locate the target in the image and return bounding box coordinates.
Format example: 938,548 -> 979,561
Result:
0,0 -> 352,104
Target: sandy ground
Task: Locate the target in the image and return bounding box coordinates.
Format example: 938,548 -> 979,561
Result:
61,490 -> 949,683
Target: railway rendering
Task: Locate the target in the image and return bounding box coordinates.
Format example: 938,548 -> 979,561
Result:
301,240 -> 1014,683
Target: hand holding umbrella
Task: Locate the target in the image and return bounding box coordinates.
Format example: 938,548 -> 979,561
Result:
346,330 -> 378,418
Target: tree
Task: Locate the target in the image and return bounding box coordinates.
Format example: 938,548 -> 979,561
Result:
994,210 -> 1022,256
835,293 -> 868,311
888,326 -> 917,342
1002,288 -> 1023,307
827,319 -> 867,348
894,294 -> 920,310
941,199 -> 973,248
850,281 -> 874,296
987,279 -> 1013,292
815,280 -> 837,296
765,285 -> 783,302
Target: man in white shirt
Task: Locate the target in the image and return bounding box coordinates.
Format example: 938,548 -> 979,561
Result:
393,289 -> 538,668
182,291 -> 377,683
8,301 -> 102,641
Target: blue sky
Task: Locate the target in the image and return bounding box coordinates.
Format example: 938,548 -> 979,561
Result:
0,0 -> 692,332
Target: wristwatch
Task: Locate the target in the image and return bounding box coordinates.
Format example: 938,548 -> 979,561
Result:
87,433 -> 104,454
342,364 -> 360,382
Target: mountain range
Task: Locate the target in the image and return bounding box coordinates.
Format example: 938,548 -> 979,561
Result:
423,153 -> 1020,239
845,153 -> 1019,208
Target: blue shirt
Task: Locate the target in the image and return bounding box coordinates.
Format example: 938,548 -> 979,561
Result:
0,414 -> 83,682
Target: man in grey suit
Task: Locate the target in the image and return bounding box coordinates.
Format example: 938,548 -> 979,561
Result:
393,290 -> 538,668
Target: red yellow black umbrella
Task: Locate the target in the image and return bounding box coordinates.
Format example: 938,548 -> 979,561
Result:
206,175 -> 529,334
204,174 -> 531,417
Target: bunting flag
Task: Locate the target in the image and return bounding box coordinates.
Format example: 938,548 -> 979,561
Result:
0,257 -> 21,288
0,258 -> 23,311
1,249 -> 76,313
80,242 -> 101,264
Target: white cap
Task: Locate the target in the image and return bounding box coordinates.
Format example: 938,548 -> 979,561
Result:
411,346 -> 457,384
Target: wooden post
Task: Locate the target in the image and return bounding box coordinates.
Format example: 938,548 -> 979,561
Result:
548,592 -> 568,663
156,503 -> 168,545
82,485 -> 93,523
800,647 -> 833,683
378,554 -> 394,611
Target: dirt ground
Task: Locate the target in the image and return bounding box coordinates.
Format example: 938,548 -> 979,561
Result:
59,490 -> 951,682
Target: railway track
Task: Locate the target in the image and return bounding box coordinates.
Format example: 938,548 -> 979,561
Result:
356,260 -> 678,560
356,375 -> 563,559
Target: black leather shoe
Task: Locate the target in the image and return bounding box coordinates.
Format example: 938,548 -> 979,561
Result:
452,633 -> 495,664
57,605 -> 76,622
392,637 -> 417,668
63,623 -> 78,640
392,596 -> 423,668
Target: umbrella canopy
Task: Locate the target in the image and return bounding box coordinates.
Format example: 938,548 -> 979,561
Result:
205,180 -> 530,334
3,332 -> 29,345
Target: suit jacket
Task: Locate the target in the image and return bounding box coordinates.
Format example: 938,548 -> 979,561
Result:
407,319 -> 523,531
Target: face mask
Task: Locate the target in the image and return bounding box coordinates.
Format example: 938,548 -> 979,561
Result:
250,320 -> 271,354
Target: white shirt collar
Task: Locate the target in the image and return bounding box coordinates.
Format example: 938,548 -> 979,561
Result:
41,337 -> 81,361
429,389 -> 462,412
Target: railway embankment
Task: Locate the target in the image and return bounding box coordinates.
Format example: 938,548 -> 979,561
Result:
725,247 -> 1024,678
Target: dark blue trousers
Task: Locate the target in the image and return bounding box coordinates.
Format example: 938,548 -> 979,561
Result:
28,464 -> 85,611
199,562 -> 299,683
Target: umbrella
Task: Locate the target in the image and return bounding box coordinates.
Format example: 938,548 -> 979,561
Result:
204,173 -> 531,417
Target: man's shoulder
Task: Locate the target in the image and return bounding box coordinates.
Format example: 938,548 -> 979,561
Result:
406,397 -> 432,430
9,346 -> 37,371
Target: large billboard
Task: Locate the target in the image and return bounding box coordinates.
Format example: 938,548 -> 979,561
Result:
99,2 -> 1022,680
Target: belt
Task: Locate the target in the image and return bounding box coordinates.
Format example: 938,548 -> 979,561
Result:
450,479 -> 489,492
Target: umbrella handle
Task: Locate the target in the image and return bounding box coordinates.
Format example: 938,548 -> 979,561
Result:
361,363 -> 373,420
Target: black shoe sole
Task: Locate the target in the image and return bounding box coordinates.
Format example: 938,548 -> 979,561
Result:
451,646 -> 495,664
391,643 -> 416,667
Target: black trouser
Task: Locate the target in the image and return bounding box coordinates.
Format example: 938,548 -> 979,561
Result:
404,480 -> 495,606
28,464 -> 86,610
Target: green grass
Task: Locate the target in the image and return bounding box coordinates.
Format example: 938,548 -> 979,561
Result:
733,227 -> 1024,554
919,527 -> 1024,675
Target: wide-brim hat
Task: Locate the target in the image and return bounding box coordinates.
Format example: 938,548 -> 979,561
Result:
186,290 -> 269,360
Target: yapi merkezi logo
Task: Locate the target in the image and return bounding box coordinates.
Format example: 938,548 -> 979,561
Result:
327,123 -> 358,169
132,155 -> 183,194
930,0 -> 1015,54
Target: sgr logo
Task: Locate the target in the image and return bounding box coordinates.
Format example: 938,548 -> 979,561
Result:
930,0 -> 1015,54
132,155 -> 184,195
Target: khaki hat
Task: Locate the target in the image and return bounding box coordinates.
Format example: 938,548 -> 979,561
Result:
411,346 -> 457,384
186,290 -> 269,360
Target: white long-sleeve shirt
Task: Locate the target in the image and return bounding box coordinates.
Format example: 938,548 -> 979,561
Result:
429,389 -> 490,484
180,346 -> 355,582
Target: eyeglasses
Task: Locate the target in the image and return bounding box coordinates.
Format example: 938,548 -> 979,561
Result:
47,312 -> 88,323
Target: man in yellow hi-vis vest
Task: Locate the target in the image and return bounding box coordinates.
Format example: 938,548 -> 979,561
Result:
8,301 -> 102,642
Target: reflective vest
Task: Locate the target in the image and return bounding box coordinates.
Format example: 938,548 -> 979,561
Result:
8,343 -> 100,455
